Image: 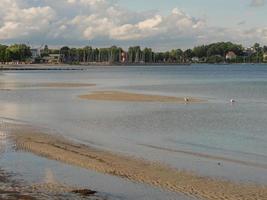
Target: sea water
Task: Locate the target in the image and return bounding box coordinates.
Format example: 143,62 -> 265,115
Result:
0,64 -> 267,185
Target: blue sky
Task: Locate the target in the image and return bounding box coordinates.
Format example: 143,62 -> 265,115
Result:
0,0 -> 266,50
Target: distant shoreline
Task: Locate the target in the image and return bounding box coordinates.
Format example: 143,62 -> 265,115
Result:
0,63 -> 190,70
0,62 -> 266,71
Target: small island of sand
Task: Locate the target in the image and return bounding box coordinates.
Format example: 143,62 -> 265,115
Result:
79,91 -> 205,103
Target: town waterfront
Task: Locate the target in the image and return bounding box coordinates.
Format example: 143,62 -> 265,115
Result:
1,64 -> 267,199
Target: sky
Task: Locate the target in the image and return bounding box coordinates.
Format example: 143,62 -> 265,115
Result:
0,0 -> 266,50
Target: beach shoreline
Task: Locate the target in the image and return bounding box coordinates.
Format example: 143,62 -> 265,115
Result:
1,63 -> 266,70
0,63 -> 191,71
2,121 -> 267,200
0,82 -> 96,90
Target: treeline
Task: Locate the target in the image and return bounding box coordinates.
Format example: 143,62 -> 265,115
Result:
59,46 -> 184,64
58,42 -> 267,64
58,46 -> 191,64
59,46 -> 123,63
192,42 -> 267,63
0,44 -> 31,62
1,42 -> 267,64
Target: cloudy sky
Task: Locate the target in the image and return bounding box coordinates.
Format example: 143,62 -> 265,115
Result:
0,0 -> 266,50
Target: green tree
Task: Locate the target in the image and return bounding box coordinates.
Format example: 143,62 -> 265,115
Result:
193,42 -> 243,59
170,49 -> 183,62
60,46 -> 70,63
183,49 -> 194,61
5,44 -> 31,62
143,48 -> 153,63
253,43 -> 261,52
193,45 -> 208,58
0,44 -> 8,62
41,45 -> 49,57
207,55 -> 224,63
128,46 -> 142,63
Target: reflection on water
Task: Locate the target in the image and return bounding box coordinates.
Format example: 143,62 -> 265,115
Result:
0,151 -> 188,200
0,103 -> 19,118
43,168 -> 58,184
0,64 -> 267,185
0,130 -> 7,153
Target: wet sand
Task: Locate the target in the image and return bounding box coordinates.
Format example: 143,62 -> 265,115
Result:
4,123 -> 267,200
79,91 -> 205,103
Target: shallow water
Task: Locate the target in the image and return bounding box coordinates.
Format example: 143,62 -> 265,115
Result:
1,151 -> 186,200
0,64 -> 267,186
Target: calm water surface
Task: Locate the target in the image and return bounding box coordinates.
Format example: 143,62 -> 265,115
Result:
0,64 -> 267,185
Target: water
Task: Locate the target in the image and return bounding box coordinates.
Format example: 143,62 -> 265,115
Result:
0,64 -> 267,186
0,150 -> 185,200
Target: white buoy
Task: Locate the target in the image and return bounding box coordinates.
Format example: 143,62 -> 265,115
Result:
230,99 -> 235,103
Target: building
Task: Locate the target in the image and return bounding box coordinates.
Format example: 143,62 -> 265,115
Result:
30,49 -> 41,59
43,54 -> 61,64
191,57 -> 200,63
121,51 -> 128,63
263,53 -> 267,62
225,51 -> 237,60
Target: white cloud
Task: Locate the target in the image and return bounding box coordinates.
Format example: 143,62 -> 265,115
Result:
67,0 -> 105,5
138,15 -> 162,30
107,7 -> 205,41
0,3 -> 56,40
0,0 -> 266,49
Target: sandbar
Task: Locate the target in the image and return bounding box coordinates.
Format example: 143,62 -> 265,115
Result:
4,122 -> 267,200
79,91 -> 205,103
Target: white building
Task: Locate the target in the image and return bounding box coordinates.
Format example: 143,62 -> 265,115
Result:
225,51 -> 237,60
191,57 -> 200,62
30,49 -> 41,58
43,54 -> 61,64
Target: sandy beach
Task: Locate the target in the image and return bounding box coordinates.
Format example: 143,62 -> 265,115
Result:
2,122 -> 266,200
79,91 -> 205,103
